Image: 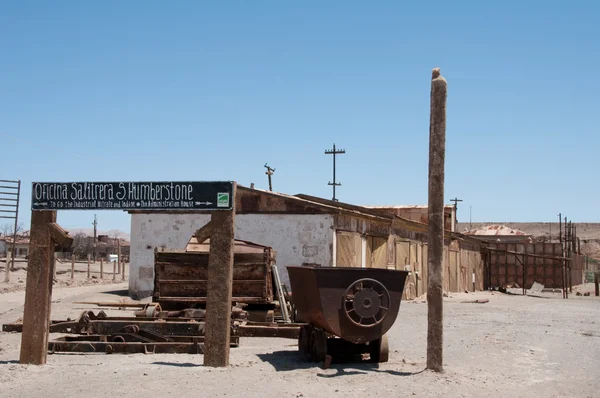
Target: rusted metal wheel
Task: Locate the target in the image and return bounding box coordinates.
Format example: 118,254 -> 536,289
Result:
343,278 -> 390,328
298,325 -> 311,360
310,328 -> 327,363
369,334 -> 389,363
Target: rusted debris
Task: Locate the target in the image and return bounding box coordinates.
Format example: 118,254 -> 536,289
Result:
48,341 -> 206,355
460,299 -> 489,304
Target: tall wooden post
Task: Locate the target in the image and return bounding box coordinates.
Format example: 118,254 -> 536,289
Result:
595,272 -> 599,297
117,239 -> 121,274
426,67 -> 447,373
204,183 -> 236,367
71,255 -> 75,279
100,258 -> 103,279
87,254 -> 91,279
20,210 -> 56,365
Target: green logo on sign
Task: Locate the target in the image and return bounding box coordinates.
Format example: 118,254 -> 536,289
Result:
217,192 -> 229,207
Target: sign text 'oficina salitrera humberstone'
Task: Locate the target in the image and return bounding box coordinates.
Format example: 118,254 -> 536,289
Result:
30,181 -> 234,211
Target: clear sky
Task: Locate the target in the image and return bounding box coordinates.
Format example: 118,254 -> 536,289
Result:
1,1 -> 598,234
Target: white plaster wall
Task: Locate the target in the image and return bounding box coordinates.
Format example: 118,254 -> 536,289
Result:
129,213 -> 334,298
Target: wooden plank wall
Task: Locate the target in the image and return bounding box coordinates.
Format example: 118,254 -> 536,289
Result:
366,236 -> 387,268
336,231 -> 362,267
394,239 -> 481,300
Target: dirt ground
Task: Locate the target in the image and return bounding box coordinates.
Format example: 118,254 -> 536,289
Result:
0,258 -> 129,294
0,279 -> 599,398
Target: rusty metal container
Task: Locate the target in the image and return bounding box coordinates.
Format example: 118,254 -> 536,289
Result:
287,265 -> 409,363
154,238 -> 275,311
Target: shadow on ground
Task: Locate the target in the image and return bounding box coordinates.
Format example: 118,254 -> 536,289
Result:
102,289 -> 130,297
256,350 -> 425,377
152,361 -> 202,368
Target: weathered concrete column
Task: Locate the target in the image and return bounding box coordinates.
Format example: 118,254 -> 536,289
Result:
20,210 -> 56,365
204,183 -> 236,367
427,67 -> 447,373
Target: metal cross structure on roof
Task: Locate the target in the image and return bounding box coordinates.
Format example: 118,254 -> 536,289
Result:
0,179 -> 21,282
325,143 -> 345,201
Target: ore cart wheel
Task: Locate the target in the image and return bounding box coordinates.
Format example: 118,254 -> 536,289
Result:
298,325 -> 311,360
309,328 -> 327,363
370,334 -> 389,363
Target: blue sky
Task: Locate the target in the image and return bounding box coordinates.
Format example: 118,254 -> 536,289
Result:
1,1 -> 598,233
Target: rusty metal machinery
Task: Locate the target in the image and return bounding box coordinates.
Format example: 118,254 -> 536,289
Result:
287,265 -> 408,363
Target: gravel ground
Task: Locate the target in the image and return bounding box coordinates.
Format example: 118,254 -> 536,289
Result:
0,283 -> 599,398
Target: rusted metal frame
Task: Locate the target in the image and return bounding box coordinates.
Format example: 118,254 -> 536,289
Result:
237,323 -> 303,339
512,253 -> 526,295
158,296 -> 270,304
0,179 -> 19,183
48,341 -> 206,355
51,334 -> 240,346
486,247 -> 569,262
73,301 -> 147,308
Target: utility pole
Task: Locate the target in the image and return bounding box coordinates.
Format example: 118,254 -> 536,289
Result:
264,164 -> 275,192
558,213 -> 562,245
450,197 -> 462,231
92,214 -> 97,262
325,143 -> 345,201
469,206 -> 472,231
427,67 -> 447,373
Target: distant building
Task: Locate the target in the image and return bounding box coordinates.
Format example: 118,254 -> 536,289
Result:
2,235 -> 31,258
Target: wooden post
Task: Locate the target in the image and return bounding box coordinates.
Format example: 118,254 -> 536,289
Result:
204,183 -> 236,367
426,67 -> 447,373
117,239 -> 121,274
52,252 -> 57,281
122,258 -> 125,280
112,260 -> 116,281
87,254 -> 91,279
100,258 -> 103,279
595,272 -> 599,297
5,251 -> 11,282
19,210 -> 56,365
71,255 -> 75,279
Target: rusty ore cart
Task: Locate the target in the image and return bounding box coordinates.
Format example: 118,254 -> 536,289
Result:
287,265 -> 409,363
154,237 -> 279,321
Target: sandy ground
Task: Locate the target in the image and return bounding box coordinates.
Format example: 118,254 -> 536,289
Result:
0,258 -> 129,294
0,280 -> 599,398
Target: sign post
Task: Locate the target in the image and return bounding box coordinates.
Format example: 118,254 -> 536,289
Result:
23,181 -> 235,366
20,210 -> 56,365
31,181 -> 234,211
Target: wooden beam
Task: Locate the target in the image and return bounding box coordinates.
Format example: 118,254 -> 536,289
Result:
20,210 -> 56,365
427,67 -> 447,373
194,221 -> 213,244
49,222 -> 73,248
204,183 -> 236,367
